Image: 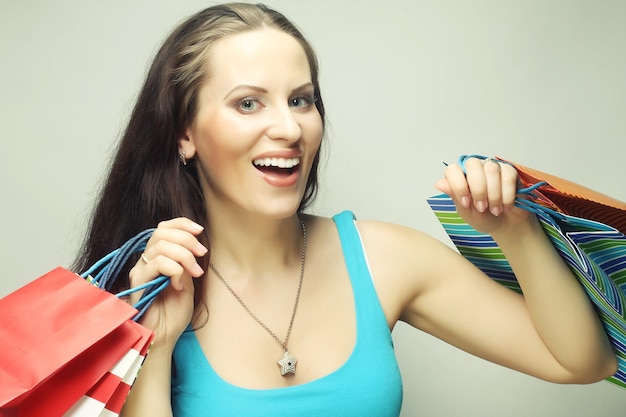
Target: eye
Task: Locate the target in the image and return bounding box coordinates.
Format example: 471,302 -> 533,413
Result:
235,97 -> 263,113
289,94 -> 317,110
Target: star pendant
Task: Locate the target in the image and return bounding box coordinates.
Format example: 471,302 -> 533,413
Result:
277,350 -> 297,376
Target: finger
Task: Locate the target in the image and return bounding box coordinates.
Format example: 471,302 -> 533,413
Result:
148,226 -> 208,258
156,217 -> 205,235
500,163 -> 519,210
440,163 -> 472,209
132,222 -> 207,294
434,177 -> 452,196
144,239 -> 205,279
482,159 -> 503,216
129,256 -> 187,304
464,158 -> 489,212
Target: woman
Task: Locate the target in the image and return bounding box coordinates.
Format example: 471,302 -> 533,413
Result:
73,3 -> 617,416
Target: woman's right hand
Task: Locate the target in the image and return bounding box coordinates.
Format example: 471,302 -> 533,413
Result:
128,218 -> 208,347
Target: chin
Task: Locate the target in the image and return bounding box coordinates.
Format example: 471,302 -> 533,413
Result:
255,198 -> 304,219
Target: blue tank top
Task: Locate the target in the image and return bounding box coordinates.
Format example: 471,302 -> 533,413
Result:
171,211 -> 403,416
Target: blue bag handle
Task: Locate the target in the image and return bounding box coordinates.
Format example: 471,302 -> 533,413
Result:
456,154 -> 556,214
80,228 -> 170,322
455,154 -> 613,231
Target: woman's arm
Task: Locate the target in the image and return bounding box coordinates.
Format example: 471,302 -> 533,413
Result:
122,343 -> 176,417
361,158 -> 617,383
120,218 -> 207,417
409,220 -> 615,383
491,211 -> 617,381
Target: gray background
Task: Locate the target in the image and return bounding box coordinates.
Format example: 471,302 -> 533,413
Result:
1,0 -> 625,415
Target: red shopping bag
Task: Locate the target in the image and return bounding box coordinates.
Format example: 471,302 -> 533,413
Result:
15,323 -> 152,417
0,229 -> 164,417
0,268 -> 148,417
62,321 -> 153,417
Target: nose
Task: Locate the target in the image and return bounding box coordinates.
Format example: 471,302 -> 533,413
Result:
266,104 -> 302,142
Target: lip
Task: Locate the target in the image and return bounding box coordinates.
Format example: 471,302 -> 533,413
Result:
256,166 -> 300,187
252,149 -> 303,160
252,149 -> 303,188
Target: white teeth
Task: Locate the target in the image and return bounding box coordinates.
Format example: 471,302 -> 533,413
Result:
253,157 -> 300,169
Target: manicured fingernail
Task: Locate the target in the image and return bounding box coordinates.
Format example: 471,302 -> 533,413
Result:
196,243 -> 208,255
193,263 -> 204,276
461,196 -> 470,208
476,201 -> 487,212
490,206 -> 502,216
191,222 -> 204,231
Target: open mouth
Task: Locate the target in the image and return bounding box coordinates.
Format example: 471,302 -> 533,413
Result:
253,157 -> 300,177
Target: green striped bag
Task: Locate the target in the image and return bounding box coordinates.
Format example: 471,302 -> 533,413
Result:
427,162 -> 626,389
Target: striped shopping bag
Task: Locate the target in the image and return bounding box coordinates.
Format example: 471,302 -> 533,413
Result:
427,156 -> 626,389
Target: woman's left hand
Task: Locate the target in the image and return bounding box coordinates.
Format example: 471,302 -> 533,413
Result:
435,156 -> 532,236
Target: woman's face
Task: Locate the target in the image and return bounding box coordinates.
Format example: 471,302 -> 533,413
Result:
180,28 -> 323,220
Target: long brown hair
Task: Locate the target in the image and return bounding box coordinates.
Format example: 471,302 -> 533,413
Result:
73,3 -> 326,315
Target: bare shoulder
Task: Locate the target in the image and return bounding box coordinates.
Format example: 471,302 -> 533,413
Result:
301,213 -> 470,326
351,218 -> 462,325
356,218 -> 435,248
304,212 -> 438,245
303,213 -> 443,253
302,213 -> 460,284
356,218 -> 454,267
303,214 -> 457,282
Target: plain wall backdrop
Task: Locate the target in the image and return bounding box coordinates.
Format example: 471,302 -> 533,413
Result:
1,0 -> 625,415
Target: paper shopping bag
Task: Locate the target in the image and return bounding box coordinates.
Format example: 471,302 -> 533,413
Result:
0,267 -> 139,410
14,320 -> 152,417
62,322 -> 153,417
427,156 -> 626,389
0,228 -> 166,416
499,157 -> 626,234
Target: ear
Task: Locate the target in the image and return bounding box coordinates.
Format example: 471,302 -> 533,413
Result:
178,128 -> 197,160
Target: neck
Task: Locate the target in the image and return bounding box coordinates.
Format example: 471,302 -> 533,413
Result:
205,209 -> 305,279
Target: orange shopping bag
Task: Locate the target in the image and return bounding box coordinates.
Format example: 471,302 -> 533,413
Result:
499,156 -> 626,233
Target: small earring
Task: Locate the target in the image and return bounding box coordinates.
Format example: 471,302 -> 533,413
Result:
179,151 -> 187,166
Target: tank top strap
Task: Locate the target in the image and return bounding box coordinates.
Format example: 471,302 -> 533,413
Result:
332,210 -> 391,340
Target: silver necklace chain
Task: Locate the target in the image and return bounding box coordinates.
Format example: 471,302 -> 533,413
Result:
208,218 -> 306,375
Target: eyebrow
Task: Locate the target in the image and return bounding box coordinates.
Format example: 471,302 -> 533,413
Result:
223,82 -> 314,100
